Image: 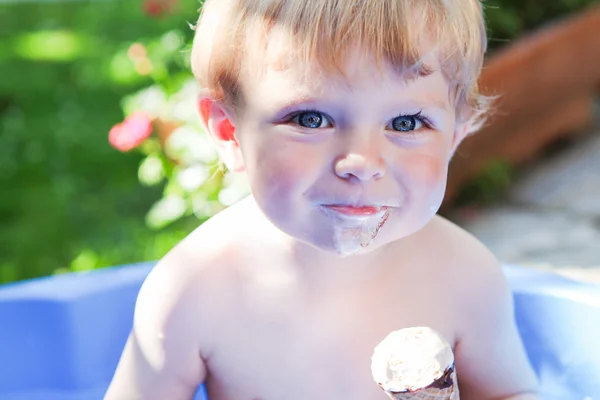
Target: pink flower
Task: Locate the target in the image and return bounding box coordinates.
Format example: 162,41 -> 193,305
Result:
109,112 -> 153,152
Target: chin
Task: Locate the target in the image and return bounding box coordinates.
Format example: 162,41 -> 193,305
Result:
329,239 -> 388,258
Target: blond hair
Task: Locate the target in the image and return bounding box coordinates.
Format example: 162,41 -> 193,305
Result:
191,0 -> 491,131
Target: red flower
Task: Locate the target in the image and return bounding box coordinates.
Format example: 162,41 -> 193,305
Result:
143,0 -> 178,18
109,112 -> 153,152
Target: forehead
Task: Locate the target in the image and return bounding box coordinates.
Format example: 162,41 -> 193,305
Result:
239,30 -> 451,110
248,23 -> 441,77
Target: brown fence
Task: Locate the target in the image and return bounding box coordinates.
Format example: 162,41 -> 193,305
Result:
444,5 -> 600,207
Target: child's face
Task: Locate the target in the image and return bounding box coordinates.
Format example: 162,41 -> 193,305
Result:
229,46 -> 466,257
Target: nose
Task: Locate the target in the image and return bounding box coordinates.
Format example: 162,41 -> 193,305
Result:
334,150 -> 386,182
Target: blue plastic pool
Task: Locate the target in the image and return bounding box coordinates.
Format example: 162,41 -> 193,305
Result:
1,262 -> 599,399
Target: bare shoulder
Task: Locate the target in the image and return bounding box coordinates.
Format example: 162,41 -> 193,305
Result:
106,199 -> 265,399
137,197 -> 279,330
140,197 -> 267,316
420,215 -> 507,289
412,215 -> 513,329
423,215 -> 498,262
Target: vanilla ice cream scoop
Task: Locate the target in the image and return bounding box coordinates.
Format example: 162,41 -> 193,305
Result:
371,327 -> 459,399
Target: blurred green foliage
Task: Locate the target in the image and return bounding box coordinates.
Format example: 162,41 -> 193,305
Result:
485,0 -> 598,49
0,0 -> 597,284
0,0 -> 203,283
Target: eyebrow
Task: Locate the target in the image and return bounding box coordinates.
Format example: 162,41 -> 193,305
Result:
395,65 -> 452,111
267,88 -> 333,118
418,93 -> 451,112
272,95 -> 451,119
273,94 -> 319,111
270,68 -> 452,114
401,62 -> 436,79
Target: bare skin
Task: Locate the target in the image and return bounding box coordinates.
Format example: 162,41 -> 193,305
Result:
106,35 -> 539,399
105,197 -> 539,400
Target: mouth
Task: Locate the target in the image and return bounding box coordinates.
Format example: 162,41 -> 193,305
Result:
321,204 -> 389,217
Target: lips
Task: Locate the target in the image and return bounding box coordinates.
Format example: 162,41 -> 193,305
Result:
322,205 -> 388,216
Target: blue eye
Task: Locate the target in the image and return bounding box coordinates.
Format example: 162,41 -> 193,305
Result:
292,111 -> 332,129
391,115 -> 423,132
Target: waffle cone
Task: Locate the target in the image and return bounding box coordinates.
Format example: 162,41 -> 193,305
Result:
383,369 -> 459,400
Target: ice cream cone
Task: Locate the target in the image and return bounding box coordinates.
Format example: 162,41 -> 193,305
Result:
380,368 -> 459,399
371,327 -> 460,400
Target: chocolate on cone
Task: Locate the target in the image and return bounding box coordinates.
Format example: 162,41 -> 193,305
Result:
371,327 -> 460,400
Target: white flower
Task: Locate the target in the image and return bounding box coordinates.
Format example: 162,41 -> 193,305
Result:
160,30 -> 184,53
126,85 -> 168,118
138,155 -> 165,186
219,171 -> 250,206
169,79 -> 200,124
176,164 -> 209,192
166,125 -> 218,165
146,195 -> 186,229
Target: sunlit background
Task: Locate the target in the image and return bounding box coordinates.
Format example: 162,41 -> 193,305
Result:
1,0 -> 598,284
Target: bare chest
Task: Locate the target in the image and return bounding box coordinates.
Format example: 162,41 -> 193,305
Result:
204,277 -> 458,400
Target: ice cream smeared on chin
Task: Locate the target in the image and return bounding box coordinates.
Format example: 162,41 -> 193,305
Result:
320,205 -> 390,256
371,327 -> 459,399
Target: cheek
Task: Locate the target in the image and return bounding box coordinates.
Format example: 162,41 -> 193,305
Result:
402,152 -> 448,190
399,152 -> 448,219
250,140 -> 321,198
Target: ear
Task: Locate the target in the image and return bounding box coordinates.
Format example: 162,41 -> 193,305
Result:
449,120 -> 471,159
197,95 -> 245,172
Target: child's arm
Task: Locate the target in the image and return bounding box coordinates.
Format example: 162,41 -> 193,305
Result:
104,256 -> 207,400
453,247 -> 540,400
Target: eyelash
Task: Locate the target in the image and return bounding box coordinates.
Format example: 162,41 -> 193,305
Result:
285,108 -> 326,124
394,111 -> 433,131
285,109 -> 433,131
